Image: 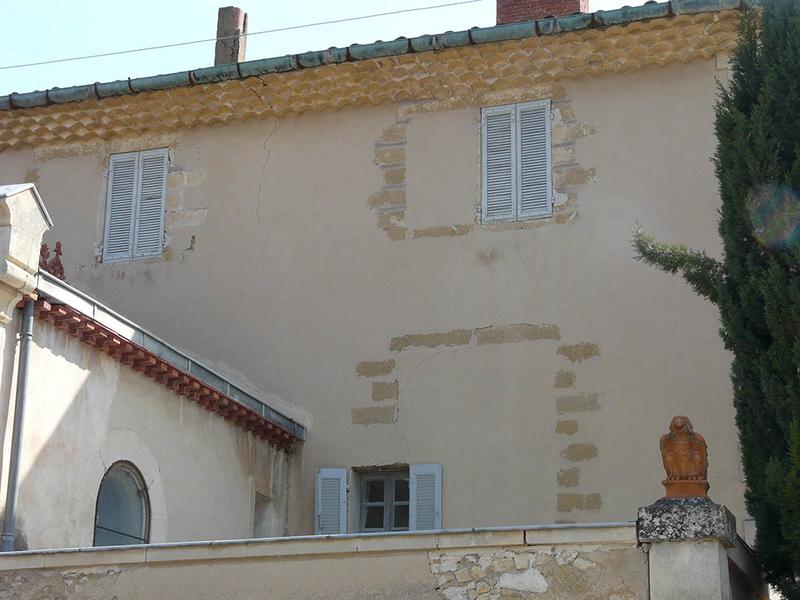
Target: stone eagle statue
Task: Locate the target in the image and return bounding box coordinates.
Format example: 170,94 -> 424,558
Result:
660,415 -> 708,482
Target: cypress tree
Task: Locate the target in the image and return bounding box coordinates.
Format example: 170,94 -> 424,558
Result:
633,2 -> 800,596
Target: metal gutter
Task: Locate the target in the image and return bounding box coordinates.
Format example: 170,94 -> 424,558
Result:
0,300 -> 35,552
0,0 -> 745,112
34,271 -> 305,440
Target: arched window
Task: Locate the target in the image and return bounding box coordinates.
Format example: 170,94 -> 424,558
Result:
93,461 -> 150,546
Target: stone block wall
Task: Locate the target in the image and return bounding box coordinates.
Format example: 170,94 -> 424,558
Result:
430,544 -> 646,599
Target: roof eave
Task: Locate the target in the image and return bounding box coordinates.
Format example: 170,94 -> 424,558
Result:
0,0 -> 747,112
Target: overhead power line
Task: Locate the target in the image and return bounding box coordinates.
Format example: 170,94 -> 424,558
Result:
0,0 -> 485,71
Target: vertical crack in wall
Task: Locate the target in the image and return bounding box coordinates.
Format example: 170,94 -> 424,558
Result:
250,80 -> 279,288
254,119 -> 278,277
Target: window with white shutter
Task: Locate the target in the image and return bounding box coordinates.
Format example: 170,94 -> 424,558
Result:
482,105 -> 516,221
315,468 -> 348,535
103,148 -> 168,262
409,463 -> 442,531
103,154 -> 137,262
315,465 -> 441,534
481,100 -> 552,222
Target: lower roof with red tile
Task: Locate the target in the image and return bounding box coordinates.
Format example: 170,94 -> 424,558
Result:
31,270 -> 305,449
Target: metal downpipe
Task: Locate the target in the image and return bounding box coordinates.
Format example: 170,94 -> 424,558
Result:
1,299 -> 35,552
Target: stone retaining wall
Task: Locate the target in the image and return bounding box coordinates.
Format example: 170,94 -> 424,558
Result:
0,524 -> 645,600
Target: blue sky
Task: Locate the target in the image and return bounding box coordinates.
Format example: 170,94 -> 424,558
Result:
1,0 -> 644,96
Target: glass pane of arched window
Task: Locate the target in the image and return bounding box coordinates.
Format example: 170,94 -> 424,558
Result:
94,463 -> 149,546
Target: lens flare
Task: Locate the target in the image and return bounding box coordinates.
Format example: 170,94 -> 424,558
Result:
748,184 -> 800,249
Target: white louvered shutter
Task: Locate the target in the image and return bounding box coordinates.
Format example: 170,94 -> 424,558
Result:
409,463 -> 441,531
133,148 -> 168,259
482,106 -> 516,221
517,100 -> 553,219
103,153 -> 138,261
316,468 -> 347,535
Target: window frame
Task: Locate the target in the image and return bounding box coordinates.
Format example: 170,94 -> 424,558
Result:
481,99 -> 553,223
102,148 -> 168,263
92,460 -> 151,547
360,470 -> 410,533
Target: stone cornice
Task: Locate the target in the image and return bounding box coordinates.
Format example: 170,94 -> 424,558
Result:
0,11 -> 738,153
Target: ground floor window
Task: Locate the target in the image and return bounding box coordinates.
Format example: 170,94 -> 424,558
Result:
361,471 -> 410,532
315,463 -> 441,535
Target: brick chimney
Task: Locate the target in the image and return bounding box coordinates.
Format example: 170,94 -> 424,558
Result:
214,6 -> 248,65
497,0 -> 589,23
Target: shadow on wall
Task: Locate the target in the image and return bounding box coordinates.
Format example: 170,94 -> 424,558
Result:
0,316 -> 291,551
4,340 -> 147,549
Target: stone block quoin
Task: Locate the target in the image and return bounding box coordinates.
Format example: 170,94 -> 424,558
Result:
497,0 -> 589,23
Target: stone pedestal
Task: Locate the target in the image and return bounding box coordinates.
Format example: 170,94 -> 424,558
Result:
638,498 -> 736,600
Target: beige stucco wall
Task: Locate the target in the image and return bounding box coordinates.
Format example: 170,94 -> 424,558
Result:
0,318 -> 296,550
0,56 -> 746,534
0,525 -> 648,599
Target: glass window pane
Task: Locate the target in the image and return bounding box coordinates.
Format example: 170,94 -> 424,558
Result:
95,464 -> 148,546
394,504 -> 409,529
394,477 -> 409,502
94,528 -> 144,546
364,506 -> 385,529
365,479 -> 385,503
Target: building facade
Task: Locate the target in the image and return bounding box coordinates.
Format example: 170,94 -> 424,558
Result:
0,0 -> 750,544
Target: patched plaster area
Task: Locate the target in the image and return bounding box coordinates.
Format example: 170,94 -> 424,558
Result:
162,167 -> 208,261
552,345 -> 603,523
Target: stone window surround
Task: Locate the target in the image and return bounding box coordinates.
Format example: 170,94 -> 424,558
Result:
369,88 -> 595,242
